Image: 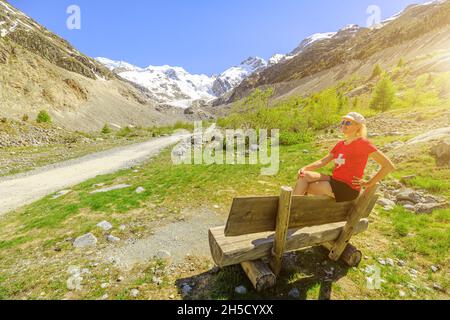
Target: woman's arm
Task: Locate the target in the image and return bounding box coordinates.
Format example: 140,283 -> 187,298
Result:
299,153 -> 334,174
353,150 -> 396,188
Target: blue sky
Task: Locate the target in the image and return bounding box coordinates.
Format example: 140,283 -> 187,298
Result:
9,0 -> 428,76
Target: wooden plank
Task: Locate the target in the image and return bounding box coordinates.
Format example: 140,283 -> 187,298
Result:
224,195 -> 355,237
269,186 -> 293,276
329,185 -> 379,261
241,260 -> 276,292
322,242 -> 362,267
209,219 -> 369,267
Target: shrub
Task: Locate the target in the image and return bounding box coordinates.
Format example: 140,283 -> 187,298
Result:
370,63 -> 384,80
36,110 -> 52,123
22,114 -> 29,122
101,124 -> 112,134
116,126 -> 132,137
279,130 -> 314,146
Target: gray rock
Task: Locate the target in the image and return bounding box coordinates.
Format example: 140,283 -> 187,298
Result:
67,265 -> 80,275
90,184 -> 132,194
409,268 -> 418,276
135,187 -> 145,194
431,266 -> 439,273
235,285 -> 247,295
397,259 -> 406,267
73,233 -> 97,248
378,258 -> 386,265
433,283 -> 444,292
97,221 -> 113,231
117,276 -> 124,282
430,138 -> 450,167
415,203 -> 445,214
52,190 -> 71,199
396,189 -> 422,204
399,290 -> 406,298
155,250 -> 172,265
407,283 -> 417,292
403,204 -> 416,211
152,276 -> 163,285
182,285 -> 192,296
106,235 -> 121,243
378,198 -> 396,208
386,258 -> 395,267
67,274 -> 83,291
130,289 -> 140,298
288,288 -> 300,299
101,283 -> 109,289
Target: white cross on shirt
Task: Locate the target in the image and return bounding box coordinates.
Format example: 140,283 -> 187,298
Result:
335,154 -> 346,168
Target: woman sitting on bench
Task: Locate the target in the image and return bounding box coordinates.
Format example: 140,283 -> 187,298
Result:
294,112 -> 396,202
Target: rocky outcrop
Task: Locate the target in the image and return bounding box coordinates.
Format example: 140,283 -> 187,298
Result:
431,138 -> 450,167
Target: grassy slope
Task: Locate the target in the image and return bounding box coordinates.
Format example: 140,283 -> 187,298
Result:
0,121 -> 448,299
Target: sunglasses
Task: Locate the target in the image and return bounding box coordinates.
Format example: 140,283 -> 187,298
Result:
340,120 -> 354,126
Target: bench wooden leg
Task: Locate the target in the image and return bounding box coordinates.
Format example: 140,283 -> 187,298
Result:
329,184 -> 379,261
269,186 -> 293,276
241,260 -> 277,292
322,242 -> 362,267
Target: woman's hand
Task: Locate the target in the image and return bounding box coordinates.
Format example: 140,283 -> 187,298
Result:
298,168 -> 307,179
352,176 -> 375,189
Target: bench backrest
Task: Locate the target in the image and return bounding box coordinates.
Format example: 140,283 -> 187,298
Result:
224,187 -> 379,237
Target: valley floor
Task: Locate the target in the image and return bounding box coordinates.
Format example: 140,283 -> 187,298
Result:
0,106 -> 448,300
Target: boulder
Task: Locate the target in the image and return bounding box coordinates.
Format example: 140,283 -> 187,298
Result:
73,233 -> 97,248
396,189 -> 422,204
430,138 -> 450,167
97,221 -> 113,231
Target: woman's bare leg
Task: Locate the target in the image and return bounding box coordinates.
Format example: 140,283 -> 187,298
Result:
294,171 -> 331,196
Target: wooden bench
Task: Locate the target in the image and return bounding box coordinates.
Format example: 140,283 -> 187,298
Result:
209,184 -> 380,291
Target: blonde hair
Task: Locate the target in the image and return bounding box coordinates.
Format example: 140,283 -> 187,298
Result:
356,124 -> 368,139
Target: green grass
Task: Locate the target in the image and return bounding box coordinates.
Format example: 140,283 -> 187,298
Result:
1,135 -> 448,300
380,207 -> 449,265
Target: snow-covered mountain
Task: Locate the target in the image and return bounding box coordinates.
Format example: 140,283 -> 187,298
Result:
97,56 -> 271,108
211,57 -> 267,97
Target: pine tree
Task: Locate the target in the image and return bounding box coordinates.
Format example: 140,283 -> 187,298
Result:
370,75 -> 396,112
101,123 -> 112,134
370,63 -> 383,80
397,58 -> 405,68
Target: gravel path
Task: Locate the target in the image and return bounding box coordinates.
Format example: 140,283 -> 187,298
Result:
0,132 -> 189,216
101,208 -> 225,270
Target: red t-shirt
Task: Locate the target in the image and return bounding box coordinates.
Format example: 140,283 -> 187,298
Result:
330,138 -> 378,191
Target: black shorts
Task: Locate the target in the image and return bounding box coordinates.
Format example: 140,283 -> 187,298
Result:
329,177 -> 360,203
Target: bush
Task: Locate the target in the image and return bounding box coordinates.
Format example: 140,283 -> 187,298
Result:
36,110 -> 52,123
370,63 -> 384,80
116,126 -> 132,137
370,75 -> 396,111
279,130 -> 314,146
22,114 -> 29,122
101,124 -> 112,134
